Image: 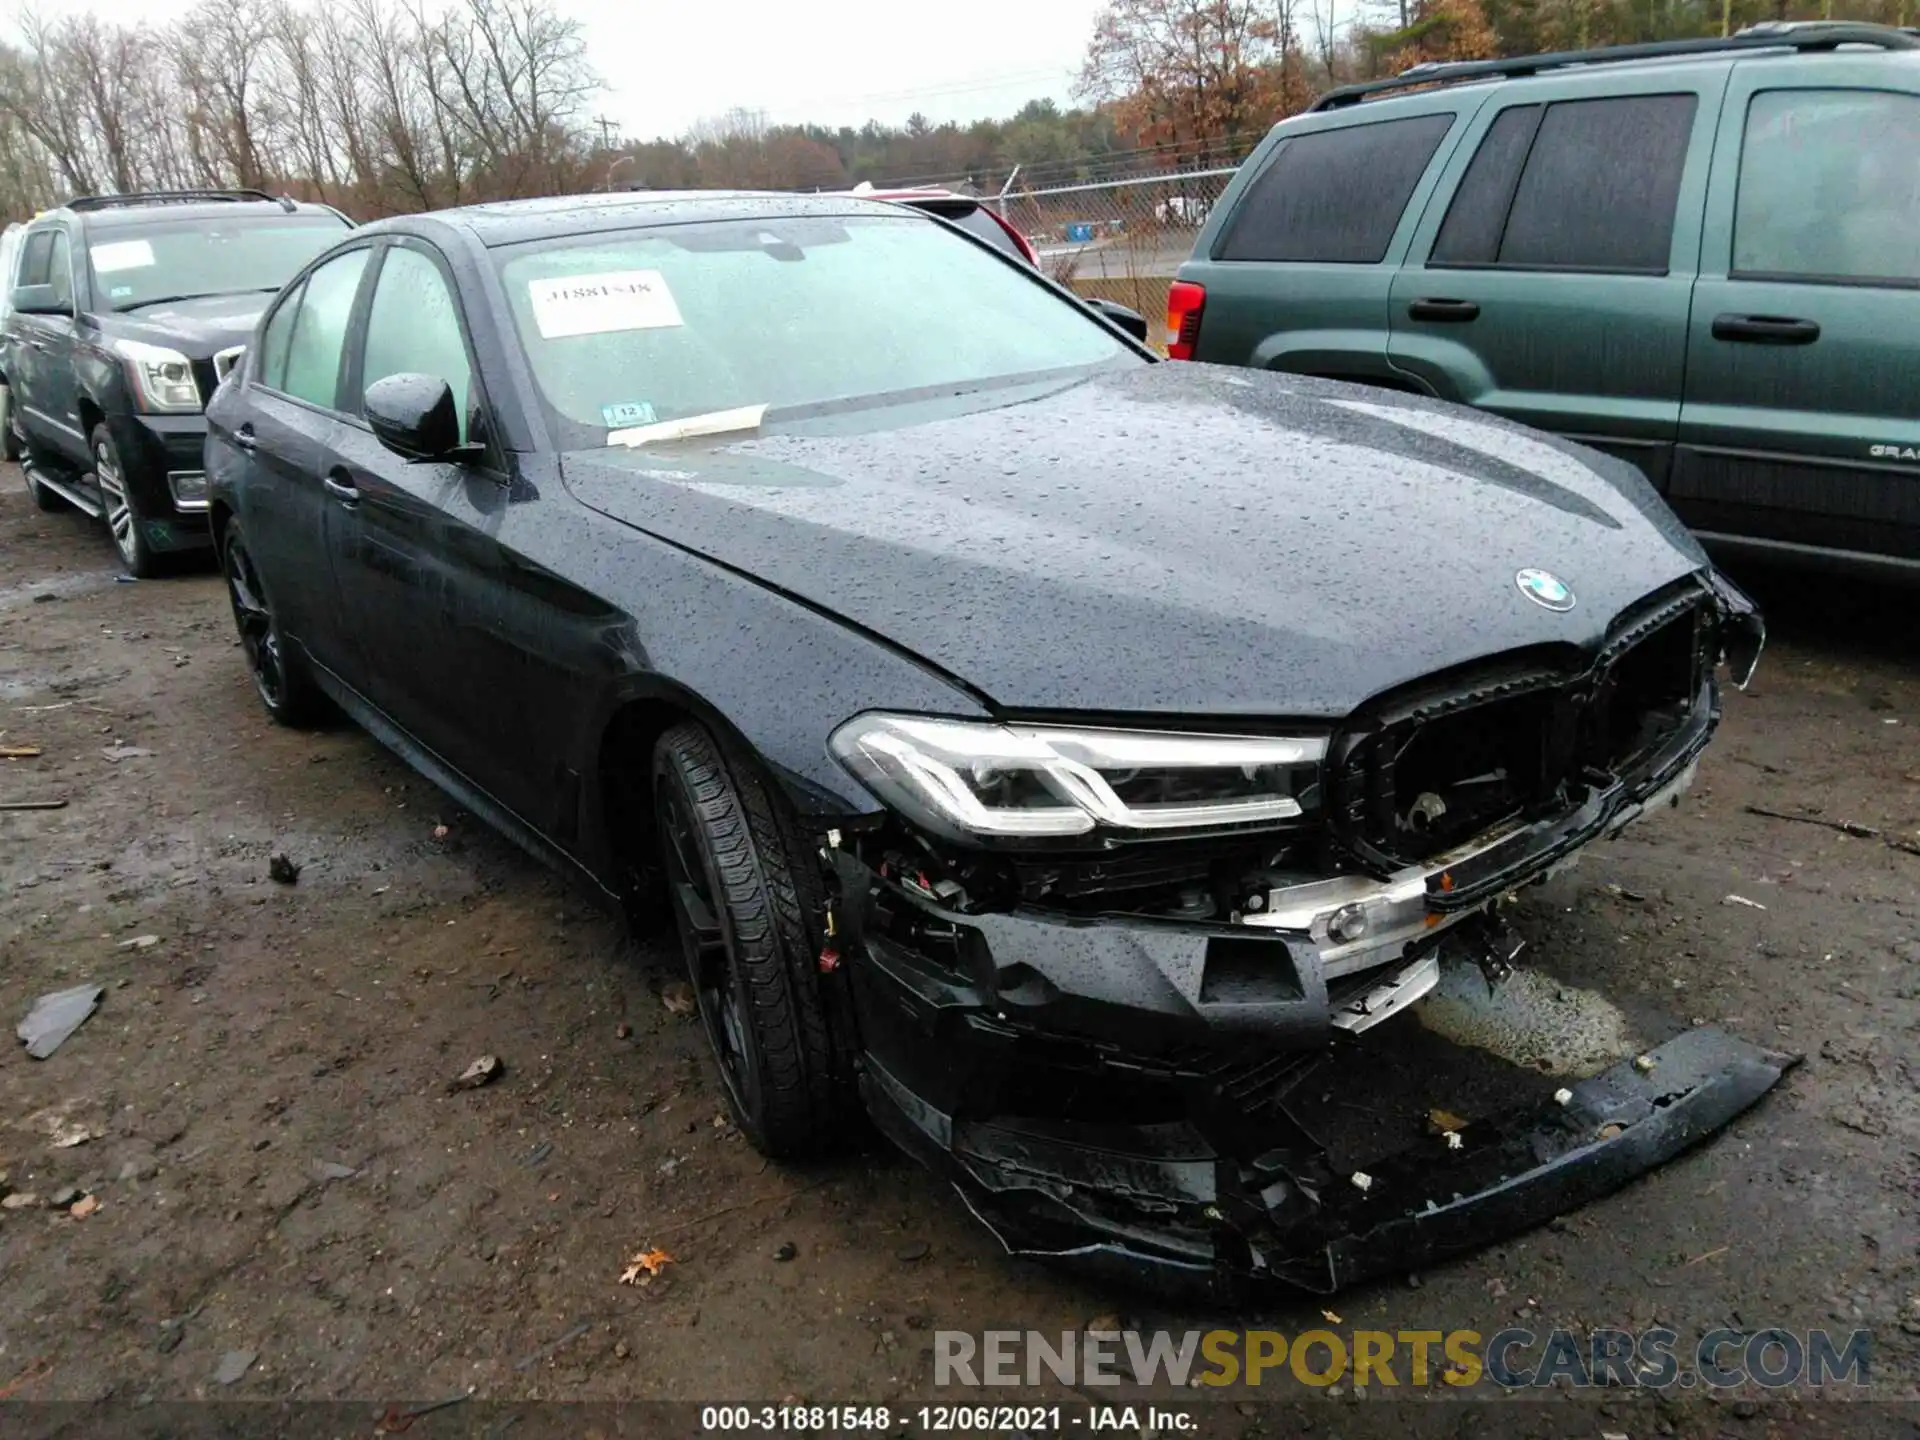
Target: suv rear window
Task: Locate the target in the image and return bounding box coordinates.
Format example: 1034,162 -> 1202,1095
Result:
1430,94 -> 1696,273
1215,113 -> 1455,264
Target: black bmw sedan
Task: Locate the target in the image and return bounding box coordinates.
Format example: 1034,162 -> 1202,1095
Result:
206,192 -> 1782,1297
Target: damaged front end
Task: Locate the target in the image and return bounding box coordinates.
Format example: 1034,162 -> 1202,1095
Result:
821,571 -> 1786,1296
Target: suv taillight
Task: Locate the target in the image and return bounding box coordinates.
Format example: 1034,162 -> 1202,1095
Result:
1166,281 -> 1206,360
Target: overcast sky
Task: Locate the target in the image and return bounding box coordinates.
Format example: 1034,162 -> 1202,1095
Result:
19,0 -> 1114,141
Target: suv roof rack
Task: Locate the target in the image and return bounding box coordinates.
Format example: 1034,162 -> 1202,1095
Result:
64,189 -> 299,214
1309,21 -> 1920,111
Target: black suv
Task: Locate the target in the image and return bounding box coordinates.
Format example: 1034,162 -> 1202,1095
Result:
2,190 -> 351,575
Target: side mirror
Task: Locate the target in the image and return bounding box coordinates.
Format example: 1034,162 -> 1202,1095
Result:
364,373 -> 463,462
10,284 -> 70,316
1086,297 -> 1148,343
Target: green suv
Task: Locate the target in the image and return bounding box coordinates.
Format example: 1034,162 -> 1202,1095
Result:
1174,22 -> 1920,579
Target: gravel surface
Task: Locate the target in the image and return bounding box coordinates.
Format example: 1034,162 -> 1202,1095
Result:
0,467 -> 1913,1431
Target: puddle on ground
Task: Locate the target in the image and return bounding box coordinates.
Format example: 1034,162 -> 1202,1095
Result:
1416,958 -> 1638,1079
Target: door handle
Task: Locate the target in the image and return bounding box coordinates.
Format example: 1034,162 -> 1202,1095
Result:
1409,298 -> 1481,323
1711,314 -> 1821,345
323,476 -> 361,504
232,425 -> 257,453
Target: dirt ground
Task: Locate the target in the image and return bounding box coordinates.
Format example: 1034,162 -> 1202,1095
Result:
0,463 -> 1916,1433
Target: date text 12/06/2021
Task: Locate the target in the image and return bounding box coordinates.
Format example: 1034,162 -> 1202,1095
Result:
700,1407 -> 1190,1433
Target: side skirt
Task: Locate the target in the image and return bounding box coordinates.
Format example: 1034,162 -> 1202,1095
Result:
307,659 -> 620,910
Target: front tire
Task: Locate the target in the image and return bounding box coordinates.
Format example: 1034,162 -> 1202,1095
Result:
90,423 -> 158,576
653,723 -> 850,1158
221,518 -> 325,726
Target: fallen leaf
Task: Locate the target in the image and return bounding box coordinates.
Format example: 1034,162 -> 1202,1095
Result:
432,824 -> 449,840
1322,1309 -> 1343,1324
1427,1107 -> 1467,1134
68,1195 -> 100,1219
619,1247 -> 674,1284
50,1123 -> 96,1149
661,982 -> 697,1017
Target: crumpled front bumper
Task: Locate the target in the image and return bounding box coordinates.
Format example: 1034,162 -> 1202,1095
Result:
836,571 -> 1780,1293
838,682 -> 1792,1296
860,1019 -> 1795,1298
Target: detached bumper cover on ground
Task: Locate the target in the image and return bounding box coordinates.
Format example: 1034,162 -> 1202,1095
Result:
862,1011 -> 1795,1298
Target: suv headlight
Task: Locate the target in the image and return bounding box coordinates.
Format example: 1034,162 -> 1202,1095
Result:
111,338 -> 201,414
829,714 -> 1325,844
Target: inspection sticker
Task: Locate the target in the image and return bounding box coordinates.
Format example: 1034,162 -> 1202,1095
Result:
528,270 -> 682,339
91,239 -> 155,273
601,400 -> 657,428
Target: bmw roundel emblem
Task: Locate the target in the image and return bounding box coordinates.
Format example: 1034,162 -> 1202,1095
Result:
1516,568 -> 1575,612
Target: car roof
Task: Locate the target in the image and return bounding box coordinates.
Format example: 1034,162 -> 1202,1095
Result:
387,190 -> 913,249
49,199 -> 345,231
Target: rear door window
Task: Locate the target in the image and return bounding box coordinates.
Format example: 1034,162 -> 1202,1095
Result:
256,282 -> 304,392
1733,89 -> 1920,286
280,248 -> 370,410
1215,113 -> 1456,264
1430,105 -> 1543,266
1431,94 -> 1697,273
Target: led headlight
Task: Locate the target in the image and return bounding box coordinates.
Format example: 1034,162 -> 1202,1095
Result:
111,338 -> 201,414
829,714 -> 1325,844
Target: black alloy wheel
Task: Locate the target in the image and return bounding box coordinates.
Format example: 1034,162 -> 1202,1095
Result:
653,722 -> 850,1158
221,519 -> 323,725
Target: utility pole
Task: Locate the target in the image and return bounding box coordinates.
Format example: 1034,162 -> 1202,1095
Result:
593,116 -> 617,151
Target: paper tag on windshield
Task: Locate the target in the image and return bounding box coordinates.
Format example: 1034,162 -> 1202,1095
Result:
528,270 -> 682,339
91,240 -> 155,274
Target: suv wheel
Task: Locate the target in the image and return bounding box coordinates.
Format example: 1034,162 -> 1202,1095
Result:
90,423 -> 158,577
653,723 -> 851,1159
12,416 -> 62,511
0,384 -> 20,463
221,518 -> 325,725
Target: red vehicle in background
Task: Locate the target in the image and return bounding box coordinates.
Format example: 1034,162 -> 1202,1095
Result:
850,184 -> 1149,341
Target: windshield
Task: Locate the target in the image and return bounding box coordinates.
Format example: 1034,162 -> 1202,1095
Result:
88,216 -> 349,312
495,214 -> 1139,448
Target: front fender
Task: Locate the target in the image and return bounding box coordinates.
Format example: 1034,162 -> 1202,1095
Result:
536,492 -> 990,862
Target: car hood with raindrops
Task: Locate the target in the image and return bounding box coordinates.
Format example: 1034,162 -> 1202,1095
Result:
558,363 -> 1709,717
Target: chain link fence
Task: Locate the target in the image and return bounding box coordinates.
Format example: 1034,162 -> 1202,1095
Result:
988,166 -> 1241,332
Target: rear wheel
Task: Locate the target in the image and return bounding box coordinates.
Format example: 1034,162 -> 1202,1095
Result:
8,407 -> 62,511
653,723 -> 850,1158
90,423 -> 158,576
0,383 -> 20,462
221,518 -> 325,726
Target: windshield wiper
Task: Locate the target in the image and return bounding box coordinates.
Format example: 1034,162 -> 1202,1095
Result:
116,287 -> 282,312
